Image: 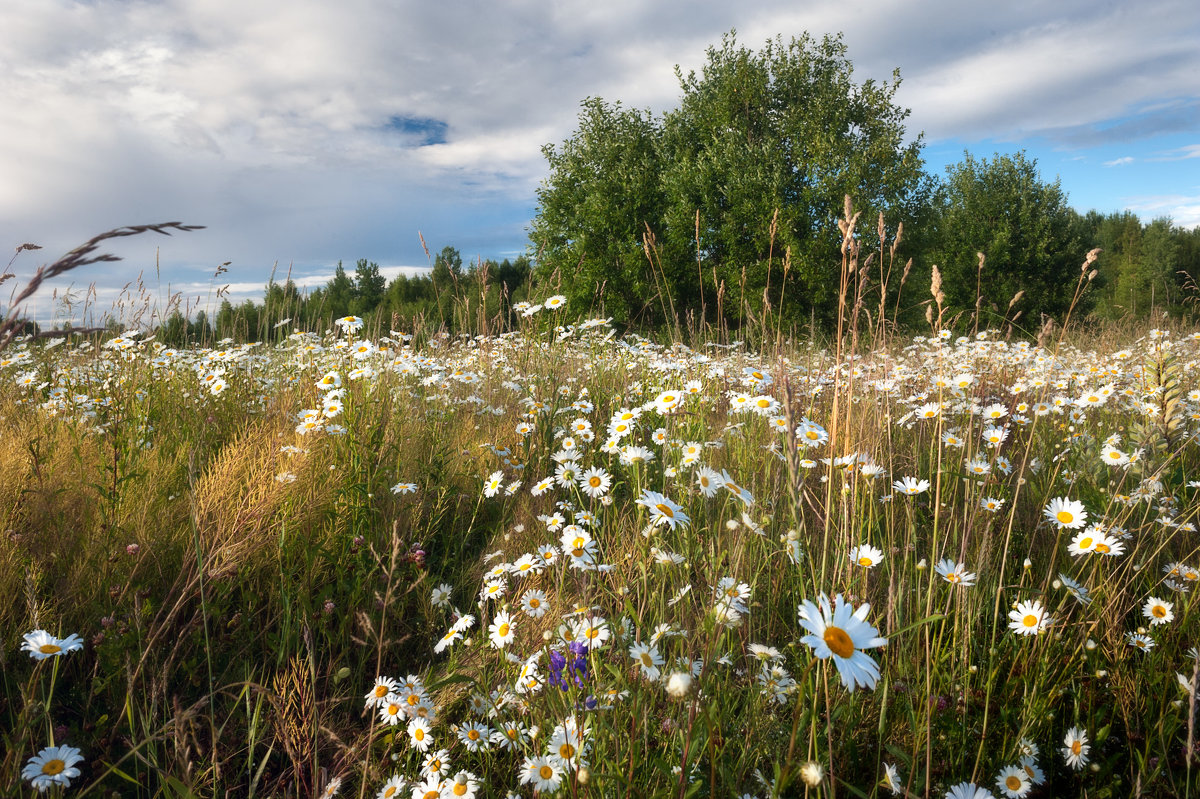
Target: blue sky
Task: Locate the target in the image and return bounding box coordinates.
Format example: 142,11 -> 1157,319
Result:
1,0 -> 1197,325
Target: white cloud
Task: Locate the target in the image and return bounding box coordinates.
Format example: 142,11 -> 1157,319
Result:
1104,157 -> 1136,167
1123,194 -> 1200,229
1,0 -> 1197,318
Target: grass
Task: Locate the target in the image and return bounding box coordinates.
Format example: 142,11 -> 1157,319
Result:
0,308 -> 1198,798
1,220 -> 1199,798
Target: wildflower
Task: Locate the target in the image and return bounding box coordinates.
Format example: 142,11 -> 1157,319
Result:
881,763 -> 902,795
408,717 -> 434,751
422,748 -> 451,778
392,482 -> 418,495
21,630 -> 84,660
520,756 -> 563,792
935,559 -> 976,587
365,676 -> 399,708
1008,600 -> 1050,636
23,744 -> 84,792
457,722 -> 491,753
1143,596 -> 1174,625
980,496 -> 1005,512
1127,632 -> 1154,651
488,611 -> 516,649
653,390 -> 683,414
379,695 -> 406,726
410,775 -> 443,799
695,466 -> 722,497
520,589 -> 549,619
431,584 -> 453,608
1061,726 -> 1090,770
945,783 -> 994,799
850,543 -> 884,569
636,490 -> 689,530
995,764 -> 1031,798
376,774 -> 408,799
483,471 -> 504,498
1059,574 -> 1091,604
1044,497 -> 1087,529
628,641 -> 664,681
544,295 -> 567,310
1067,529 -> 1098,557
797,593 -> 887,692
1018,756 -> 1044,786
892,476 -> 930,496
320,776 -> 343,798
578,467 -> 612,498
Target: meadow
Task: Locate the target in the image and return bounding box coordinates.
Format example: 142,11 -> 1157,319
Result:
2,280 -> 1199,797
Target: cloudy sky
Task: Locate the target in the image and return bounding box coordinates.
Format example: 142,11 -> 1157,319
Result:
2,0 -> 1198,325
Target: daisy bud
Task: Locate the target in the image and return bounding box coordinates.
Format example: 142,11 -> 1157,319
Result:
725,519 -> 740,531
969,665 -> 977,674
800,761 -> 824,787
1086,638 -> 1097,650
916,559 -> 927,571
542,630 -> 552,641
1095,670 -> 1107,678
1023,558 -> 1032,569
577,767 -> 590,785
1052,579 -> 1062,589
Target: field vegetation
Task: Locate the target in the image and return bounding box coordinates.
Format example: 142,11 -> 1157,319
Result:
2,212 -> 1200,799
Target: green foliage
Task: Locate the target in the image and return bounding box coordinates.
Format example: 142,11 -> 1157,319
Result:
929,151 -> 1087,328
531,31 -> 933,329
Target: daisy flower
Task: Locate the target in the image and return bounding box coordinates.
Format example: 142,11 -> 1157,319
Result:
1044,497 -> 1087,529
945,782 -> 994,799
1127,632 -> 1154,651
892,476 -> 930,496
364,676 -> 399,708
408,717 -> 434,751
1008,600 -> 1050,636
881,763 -> 902,795
23,744 -> 85,792
376,774 -> 407,799
796,594 -> 888,692
520,589 -> 549,619
578,467 -> 612,498
636,490 -> 689,530
520,756 -> 563,792
850,543 -> 884,569
628,641 -> 664,681
995,764 -> 1031,798
1061,726 -> 1089,770
935,558 -> 976,587
457,722 -> 491,752
1143,596 -> 1174,625
488,610 -> 516,649
21,630 -> 84,660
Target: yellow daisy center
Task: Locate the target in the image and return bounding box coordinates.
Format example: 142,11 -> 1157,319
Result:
453,785 -> 468,796
38,644 -> 61,654
1023,614 -> 1038,628
414,728 -> 424,740
407,694 -> 420,706
947,573 -> 961,583
41,759 -> 66,776
640,652 -> 654,667
467,729 -> 480,740
1095,542 -> 1110,554
1057,510 -> 1074,524
384,788 -> 397,798
423,791 -> 439,799
540,765 -> 554,779
374,685 -> 388,697
823,626 -> 855,659
497,623 -> 510,637
858,557 -> 872,566
1006,775 -> 1021,791
1078,537 -> 1093,549
655,503 -> 674,519
1152,605 -> 1166,618
559,743 -> 576,760
1071,741 -> 1082,754
589,477 -> 601,487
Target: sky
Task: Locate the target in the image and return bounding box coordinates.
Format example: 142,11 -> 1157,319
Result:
2,0 -> 1198,326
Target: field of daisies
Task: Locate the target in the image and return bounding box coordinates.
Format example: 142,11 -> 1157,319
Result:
1,307 -> 1198,798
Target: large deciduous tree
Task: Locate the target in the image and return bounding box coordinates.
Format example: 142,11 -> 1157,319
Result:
930,151 -> 1087,329
530,31 -> 932,329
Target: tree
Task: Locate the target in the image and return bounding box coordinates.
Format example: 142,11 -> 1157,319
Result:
929,151 -> 1086,329
324,262 -> 355,320
531,31 -> 932,328
353,259 -> 387,315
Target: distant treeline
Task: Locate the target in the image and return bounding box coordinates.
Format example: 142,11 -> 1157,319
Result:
153,247 -> 533,344
145,206 -> 1199,346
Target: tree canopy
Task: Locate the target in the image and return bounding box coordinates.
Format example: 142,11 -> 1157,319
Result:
530,31 -> 933,329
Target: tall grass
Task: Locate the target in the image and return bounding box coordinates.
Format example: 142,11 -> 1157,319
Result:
2,220 -> 1199,798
